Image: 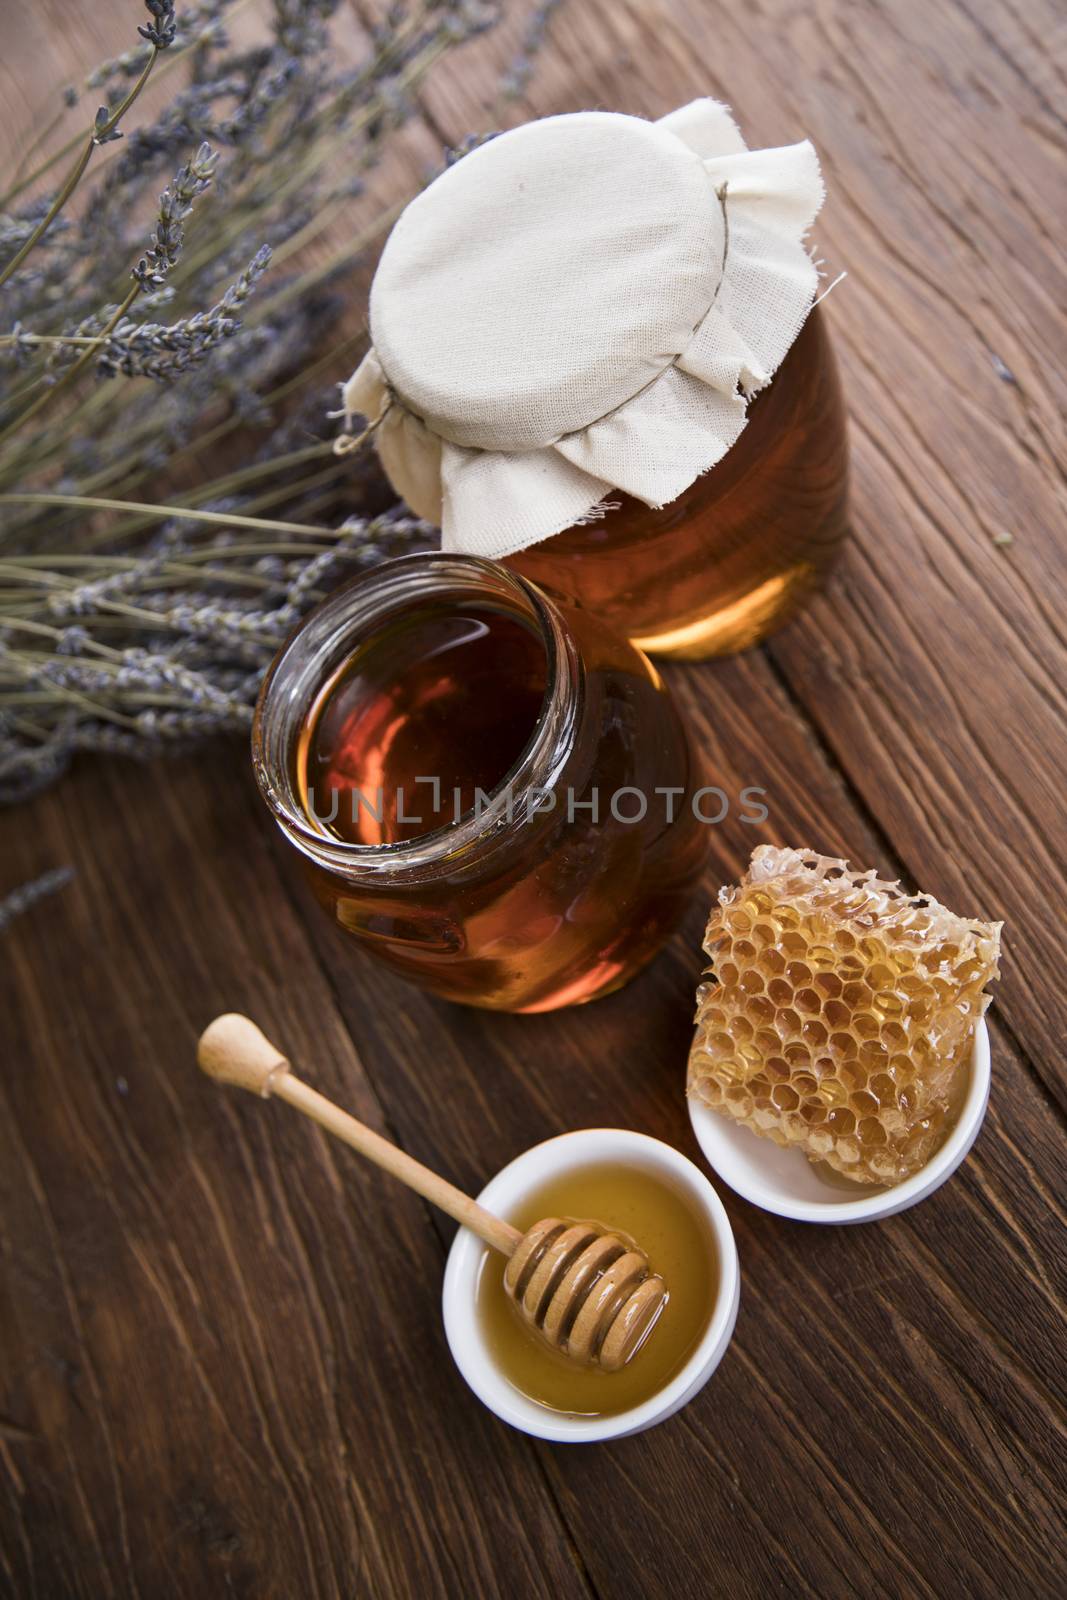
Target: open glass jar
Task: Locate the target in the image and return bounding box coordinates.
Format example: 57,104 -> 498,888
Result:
252,554 -> 709,1012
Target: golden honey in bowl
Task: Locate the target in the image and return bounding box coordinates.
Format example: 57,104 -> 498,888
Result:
476,1162 -> 715,1417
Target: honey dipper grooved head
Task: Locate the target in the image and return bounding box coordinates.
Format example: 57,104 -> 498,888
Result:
504,1216 -> 667,1371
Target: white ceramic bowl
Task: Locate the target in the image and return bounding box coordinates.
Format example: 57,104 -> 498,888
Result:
442,1128 -> 739,1442
688,1018 -> 991,1224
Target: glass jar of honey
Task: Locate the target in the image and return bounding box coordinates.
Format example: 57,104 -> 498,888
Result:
252,554 -> 709,1012
342,101 -> 848,661
507,307 -> 848,658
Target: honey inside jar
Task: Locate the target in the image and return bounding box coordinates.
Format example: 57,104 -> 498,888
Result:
298,601 -> 548,845
508,308 -> 849,659
477,1163 -> 715,1417
253,555 -> 709,1012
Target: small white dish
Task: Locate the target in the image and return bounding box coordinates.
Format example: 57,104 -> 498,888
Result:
688,1018 -> 991,1224
442,1128 -> 739,1443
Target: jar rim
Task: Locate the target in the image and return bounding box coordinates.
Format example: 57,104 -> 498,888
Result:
251,552 -> 581,880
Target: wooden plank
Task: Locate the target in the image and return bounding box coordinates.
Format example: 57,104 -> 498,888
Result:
273,647 -> 1067,1600
0,752 -> 591,1600
429,0 -> 1067,1100
2,0 -> 1065,1596
344,0 -> 1067,1102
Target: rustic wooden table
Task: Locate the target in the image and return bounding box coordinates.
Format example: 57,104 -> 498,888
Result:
2,2 -> 1065,1596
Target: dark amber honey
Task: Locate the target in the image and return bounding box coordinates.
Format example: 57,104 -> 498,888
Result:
477,1163 -> 715,1417
509,308 -> 849,658
299,602 -> 547,845
255,557 -> 709,1012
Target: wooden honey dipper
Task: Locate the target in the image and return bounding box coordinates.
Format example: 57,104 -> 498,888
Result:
198,1015 -> 667,1372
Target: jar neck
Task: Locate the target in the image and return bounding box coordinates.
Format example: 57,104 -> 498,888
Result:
252,553 -> 582,882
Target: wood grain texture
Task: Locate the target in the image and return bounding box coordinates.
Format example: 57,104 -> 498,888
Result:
2,2 -> 1066,1597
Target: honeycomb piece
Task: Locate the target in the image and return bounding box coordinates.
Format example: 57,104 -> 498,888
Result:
687,846 -> 1001,1186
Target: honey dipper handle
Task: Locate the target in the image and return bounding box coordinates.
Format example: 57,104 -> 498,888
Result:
197,1015 -> 521,1257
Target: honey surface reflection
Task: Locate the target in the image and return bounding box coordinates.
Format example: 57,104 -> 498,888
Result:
299,603 -> 547,846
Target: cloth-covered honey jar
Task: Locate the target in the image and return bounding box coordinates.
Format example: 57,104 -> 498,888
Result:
343,99 -> 849,657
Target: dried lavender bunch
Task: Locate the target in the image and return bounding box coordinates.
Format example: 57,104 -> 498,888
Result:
132,140 -> 218,290
139,1 -> 180,50
0,503 -> 434,802
25,140 -> 230,406
0,1 -> 180,289
103,241 -> 273,378
0,0 -> 560,802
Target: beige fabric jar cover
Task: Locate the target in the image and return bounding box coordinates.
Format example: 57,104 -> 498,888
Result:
343,99 -> 826,560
